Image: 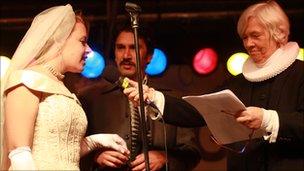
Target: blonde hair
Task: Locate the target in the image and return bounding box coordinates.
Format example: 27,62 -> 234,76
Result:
75,10 -> 90,33
237,1 -> 290,46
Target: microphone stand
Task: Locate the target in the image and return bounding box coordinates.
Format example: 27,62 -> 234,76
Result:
125,2 -> 150,171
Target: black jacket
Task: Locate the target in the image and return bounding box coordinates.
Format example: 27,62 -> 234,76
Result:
78,78 -> 202,171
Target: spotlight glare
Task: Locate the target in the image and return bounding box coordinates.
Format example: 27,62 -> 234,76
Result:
193,48 -> 218,74
81,51 -> 105,78
297,48 -> 304,61
145,48 -> 167,76
227,52 -> 249,76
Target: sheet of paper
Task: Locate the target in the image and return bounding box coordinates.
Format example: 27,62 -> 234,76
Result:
183,89 -> 263,144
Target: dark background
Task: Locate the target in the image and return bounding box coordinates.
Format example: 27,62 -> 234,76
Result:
1,1 -> 303,170
1,0 -> 303,94
1,0 -> 303,65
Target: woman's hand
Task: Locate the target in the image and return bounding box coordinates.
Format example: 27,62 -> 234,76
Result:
81,134 -> 130,156
235,106 -> 263,129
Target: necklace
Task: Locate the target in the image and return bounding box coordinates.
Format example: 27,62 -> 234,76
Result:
43,64 -> 65,80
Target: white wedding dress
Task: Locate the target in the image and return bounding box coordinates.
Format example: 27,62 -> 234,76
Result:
6,69 -> 87,170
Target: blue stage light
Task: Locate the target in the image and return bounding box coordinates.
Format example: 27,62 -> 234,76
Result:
81,51 -> 105,78
145,48 -> 167,76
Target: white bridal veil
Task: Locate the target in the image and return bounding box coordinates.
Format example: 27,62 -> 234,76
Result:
0,4 -> 76,168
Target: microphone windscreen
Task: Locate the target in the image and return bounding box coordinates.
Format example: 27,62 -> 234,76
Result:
118,77 -> 130,89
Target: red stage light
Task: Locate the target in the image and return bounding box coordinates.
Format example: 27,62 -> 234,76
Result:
193,48 -> 218,74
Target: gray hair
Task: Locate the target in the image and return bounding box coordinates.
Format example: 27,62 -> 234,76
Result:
237,1 -> 290,46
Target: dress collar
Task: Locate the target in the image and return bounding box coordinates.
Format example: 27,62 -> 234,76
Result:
242,42 -> 299,82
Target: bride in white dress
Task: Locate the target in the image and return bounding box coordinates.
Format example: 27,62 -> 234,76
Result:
0,4 -> 129,170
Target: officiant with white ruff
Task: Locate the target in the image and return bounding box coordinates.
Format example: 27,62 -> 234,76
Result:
122,1 -> 303,171
217,1 -> 304,171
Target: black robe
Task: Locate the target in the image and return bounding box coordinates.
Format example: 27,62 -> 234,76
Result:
224,60 -> 304,171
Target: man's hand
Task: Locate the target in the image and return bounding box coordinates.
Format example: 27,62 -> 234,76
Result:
95,150 -> 130,169
235,106 -> 263,129
123,78 -> 155,107
131,151 -> 166,171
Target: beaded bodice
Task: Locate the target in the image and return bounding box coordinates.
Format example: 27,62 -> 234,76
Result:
5,70 -> 87,170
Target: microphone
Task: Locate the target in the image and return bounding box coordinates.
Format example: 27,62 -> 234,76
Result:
118,77 -> 160,111
125,2 -> 141,28
125,2 -> 141,14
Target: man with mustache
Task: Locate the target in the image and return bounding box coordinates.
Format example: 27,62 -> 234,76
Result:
79,25 -> 202,171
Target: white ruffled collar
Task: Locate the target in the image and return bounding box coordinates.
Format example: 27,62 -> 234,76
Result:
242,42 -> 299,82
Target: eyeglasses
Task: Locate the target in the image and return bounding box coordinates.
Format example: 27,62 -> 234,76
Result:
210,129 -> 255,154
